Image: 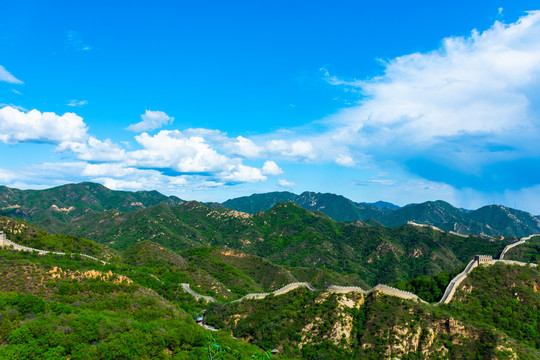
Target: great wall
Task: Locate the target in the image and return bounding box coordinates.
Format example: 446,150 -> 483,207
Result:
1,229 -> 538,306
0,230 -> 108,264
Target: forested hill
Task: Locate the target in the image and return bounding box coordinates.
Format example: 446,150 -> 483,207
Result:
223,192 -> 540,237
26,200 -> 508,287
2,182 -> 540,238
1,196 -> 539,359
0,182 -> 183,230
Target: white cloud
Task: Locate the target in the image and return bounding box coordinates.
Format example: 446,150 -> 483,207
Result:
335,154 -> 355,167
221,164 -> 267,183
0,65 -> 22,84
261,160 -> 283,175
278,179 -> 295,187
57,137 -> 125,162
0,168 -> 16,183
267,139 -> 316,160
67,100 -> 88,107
126,110 -> 174,132
323,11 -> 540,188
0,106 -> 88,144
129,130 -> 231,172
225,136 -> 263,158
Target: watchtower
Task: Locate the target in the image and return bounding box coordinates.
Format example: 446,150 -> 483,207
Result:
0,231 -> 7,247
474,255 -> 493,264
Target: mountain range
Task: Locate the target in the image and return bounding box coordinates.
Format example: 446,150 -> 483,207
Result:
2,182 -> 540,239
0,182 -> 539,359
223,191 -> 540,238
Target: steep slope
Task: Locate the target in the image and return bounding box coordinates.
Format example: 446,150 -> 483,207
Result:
0,246 -> 265,359
0,215 -> 117,260
446,263 -> 540,350
503,235 -> 540,264
222,191 -> 297,214
223,191 -> 540,237
206,283 -> 539,359
223,191 -> 389,222
378,200 -> 465,228
0,182 -> 183,233
466,205 -> 540,238
122,240 -> 189,268
49,200 -> 507,286
293,191 -> 383,222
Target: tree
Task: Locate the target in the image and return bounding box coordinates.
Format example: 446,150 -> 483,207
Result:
0,314 -> 13,341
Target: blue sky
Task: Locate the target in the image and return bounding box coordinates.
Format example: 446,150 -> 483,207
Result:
2,1 -> 540,213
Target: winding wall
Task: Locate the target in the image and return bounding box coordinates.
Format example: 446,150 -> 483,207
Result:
0,231 -> 108,264
2,230 -> 537,306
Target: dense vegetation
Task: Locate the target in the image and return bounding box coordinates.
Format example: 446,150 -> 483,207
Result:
3,182 -> 540,240
503,236 -> 540,264
393,269 -> 459,303
1,183 -> 539,359
223,191 -> 540,237
206,280 -> 540,359
445,263 -> 540,350
18,200 -> 507,287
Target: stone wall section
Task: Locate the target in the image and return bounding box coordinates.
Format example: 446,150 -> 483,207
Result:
0,231 -> 107,264
180,283 -> 217,303
438,259 -> 478,304
499,239 -> 527,259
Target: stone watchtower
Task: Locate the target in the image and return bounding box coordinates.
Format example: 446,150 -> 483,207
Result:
474,255 -> 493,264
0,231 -> 7,247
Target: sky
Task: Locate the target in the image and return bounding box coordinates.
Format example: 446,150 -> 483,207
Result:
2,1 -> 540,213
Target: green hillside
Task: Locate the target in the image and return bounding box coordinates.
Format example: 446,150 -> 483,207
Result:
30,200 -> 507,286
0,186 -> 539,360
0,244 -> 276,359
503,236 -> 540,264
0,182 -> 183,234
206,264 -> 540,359
222,191 -> 540,238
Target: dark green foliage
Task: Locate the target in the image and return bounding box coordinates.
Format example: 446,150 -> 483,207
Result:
504,236 -> 540,264
206,288 -> 326,357
394,269 -> 458,302
223,192 -> 297,214
446,263 -> 540,349
0,215 -> 116,260
123,240 -> 189,268
4,199 -> 507,287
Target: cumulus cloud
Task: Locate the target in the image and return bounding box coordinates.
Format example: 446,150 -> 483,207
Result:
324,11 -> 540,191
57,137 -> 126,162
220,164 -> 267,183
127,110 -> 174,132
129,130 -> 231,172
261,160 -> 283,175
267,139 -> 316,160
225,136 -> 263,158
0,65 -> 22,84
0,106 -> 88,144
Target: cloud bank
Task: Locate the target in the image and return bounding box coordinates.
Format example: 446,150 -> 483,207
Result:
324,11 -> 540,191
